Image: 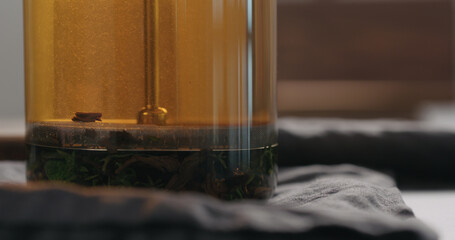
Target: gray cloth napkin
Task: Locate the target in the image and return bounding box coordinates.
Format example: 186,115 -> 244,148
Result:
0,162 -> 437,240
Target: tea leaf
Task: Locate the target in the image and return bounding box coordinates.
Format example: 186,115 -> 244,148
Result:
45,160 -> 76,182
246,175 -> 255,185
84,174 -> 100,181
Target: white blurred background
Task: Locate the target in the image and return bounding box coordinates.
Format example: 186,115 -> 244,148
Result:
0,0 -> 25,136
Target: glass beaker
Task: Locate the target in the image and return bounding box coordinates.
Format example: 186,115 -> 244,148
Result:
24,0 -> 277,200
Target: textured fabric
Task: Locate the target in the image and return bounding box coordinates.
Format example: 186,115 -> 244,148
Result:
0,162 -> 437,240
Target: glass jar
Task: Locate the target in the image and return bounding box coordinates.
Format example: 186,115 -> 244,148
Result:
24,0 -> 277,200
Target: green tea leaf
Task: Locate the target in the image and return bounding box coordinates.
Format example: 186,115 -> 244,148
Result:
45,150 -> 79,182
45,160 -> 76,182
79,166 -> 89,173
219,158 -> 227,169
246,175 -> 255,185
84,174 -> 100,181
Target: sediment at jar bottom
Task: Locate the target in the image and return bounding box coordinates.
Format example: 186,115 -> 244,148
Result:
27,145 -> 278,200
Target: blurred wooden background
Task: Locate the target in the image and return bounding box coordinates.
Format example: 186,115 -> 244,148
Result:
277,0 -> 454,117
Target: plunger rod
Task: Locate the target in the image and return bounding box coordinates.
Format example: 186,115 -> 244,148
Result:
144,0 -> 159,109
138,0 -> 167,125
